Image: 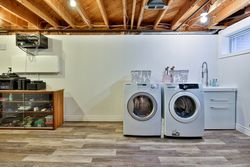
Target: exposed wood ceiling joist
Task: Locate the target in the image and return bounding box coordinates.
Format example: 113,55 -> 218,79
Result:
246,5 -> 250,13
130,0 -> 137,30
185,0 -> 225,30
208,0 -> 250,27
153,0 -> 176,30
122,0 -> 127,30
16,0 -> 59,28
0,20 -> 14,30
0,0 -> 249,34
185,0 -> 250,31
224,13 -> 250,26
171,0 -> 209,30
0,19 -> 11,27
208,0 -> 227,14
153,9 -> 169,29
75,0 -> 92,28
96,0 -> 109,28
43,0 -> 76,28
137,0 -> 149,29
0,7 -> 27,28
209,25 -> 226,29
0,0 -> 40,29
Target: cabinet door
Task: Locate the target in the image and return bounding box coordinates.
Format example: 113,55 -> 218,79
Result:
0,93 -> 25,128
204,92 -> 236,129
22,93 -> 54,129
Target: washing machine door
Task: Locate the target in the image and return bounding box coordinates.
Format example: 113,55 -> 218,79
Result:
169,92 -> 200,123
127,92 -> 157,121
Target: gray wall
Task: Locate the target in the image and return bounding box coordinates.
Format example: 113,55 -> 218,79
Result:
0,35 -> 218,121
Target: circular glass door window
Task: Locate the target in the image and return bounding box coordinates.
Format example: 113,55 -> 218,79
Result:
169,92 -> 200,123
127,92 -> 157,121
174,96 -> 196,118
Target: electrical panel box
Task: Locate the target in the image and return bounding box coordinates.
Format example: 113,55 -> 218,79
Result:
16,34 -> 48,49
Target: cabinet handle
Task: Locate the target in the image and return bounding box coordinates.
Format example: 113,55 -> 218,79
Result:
210,106 -> 228,110
210,99 -> 228,102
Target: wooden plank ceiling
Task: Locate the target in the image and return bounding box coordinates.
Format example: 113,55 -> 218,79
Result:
0,0 -> 249,34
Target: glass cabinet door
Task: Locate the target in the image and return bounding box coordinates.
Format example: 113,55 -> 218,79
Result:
22,93 -> 54,129
0,93 -> 25,128
0,92 -> 54,129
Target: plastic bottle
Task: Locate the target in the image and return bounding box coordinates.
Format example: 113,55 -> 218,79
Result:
8,93 -> 13,101
215,79 -> 219,87
211,78 -> 219,87
169,66 -> 175,83
162,67 -> 169,83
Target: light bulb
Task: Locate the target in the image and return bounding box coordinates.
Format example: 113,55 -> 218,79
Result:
200,16 -> 208,23
200,12 -> 208,24
70,0 -> 77,7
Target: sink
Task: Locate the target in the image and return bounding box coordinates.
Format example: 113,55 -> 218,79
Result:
202,86 -> 237,92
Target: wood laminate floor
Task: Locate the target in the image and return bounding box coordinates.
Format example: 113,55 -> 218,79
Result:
0,122 -> 249,167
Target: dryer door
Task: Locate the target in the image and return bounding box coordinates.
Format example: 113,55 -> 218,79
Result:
169,92 -> 201,123
127,92 -> 157,121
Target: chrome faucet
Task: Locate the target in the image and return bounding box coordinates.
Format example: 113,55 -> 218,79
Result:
201,61 -> 208,87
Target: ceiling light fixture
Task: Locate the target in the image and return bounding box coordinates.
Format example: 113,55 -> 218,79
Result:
200,12 -> 208,24
70,0 -> 77,7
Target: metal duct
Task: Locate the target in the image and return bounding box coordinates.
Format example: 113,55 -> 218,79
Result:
145,0 -> 168,10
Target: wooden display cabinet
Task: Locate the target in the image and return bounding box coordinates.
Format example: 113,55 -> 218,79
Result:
0,89 -> 64,129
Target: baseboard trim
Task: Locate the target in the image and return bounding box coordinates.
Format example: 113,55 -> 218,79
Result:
64,115 -> 83,121
236,123 -> 250,136
65,115 -> 123,122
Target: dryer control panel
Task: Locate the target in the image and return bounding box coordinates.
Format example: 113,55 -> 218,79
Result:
179,84 -> 199,90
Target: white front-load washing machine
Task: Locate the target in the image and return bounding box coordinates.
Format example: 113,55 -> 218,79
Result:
163,83 -> 204,137
123,83 -> 161,136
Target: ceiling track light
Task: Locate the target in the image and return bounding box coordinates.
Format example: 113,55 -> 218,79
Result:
70,0 -> 77,7
200,12 -> 208,24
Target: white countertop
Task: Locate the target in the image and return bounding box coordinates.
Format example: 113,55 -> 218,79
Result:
203,86 -> 237,92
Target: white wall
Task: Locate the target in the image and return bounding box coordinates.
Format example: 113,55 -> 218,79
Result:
218,16 -> 250,136
0,35 -> 218,121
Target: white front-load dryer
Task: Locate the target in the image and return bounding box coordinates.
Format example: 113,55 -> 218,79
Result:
164,83 -> 204,137
123,83 -> 161,136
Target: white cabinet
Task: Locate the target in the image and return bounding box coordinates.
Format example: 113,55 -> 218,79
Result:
203,89 -> 236,129
12,56 -> 60,73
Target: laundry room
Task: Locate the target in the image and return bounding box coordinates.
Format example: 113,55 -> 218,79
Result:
0,0 -> 250,166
